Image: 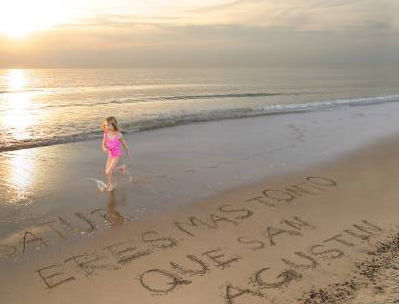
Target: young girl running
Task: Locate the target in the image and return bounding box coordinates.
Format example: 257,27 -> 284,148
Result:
101,116 -> 130,191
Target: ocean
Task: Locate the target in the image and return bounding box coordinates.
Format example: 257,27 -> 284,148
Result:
0,66 -> 398,152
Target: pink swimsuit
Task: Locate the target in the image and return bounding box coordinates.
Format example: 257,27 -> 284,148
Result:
104,131 -> 123,158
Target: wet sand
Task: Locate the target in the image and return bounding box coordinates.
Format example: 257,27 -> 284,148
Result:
2,103 -> 399,303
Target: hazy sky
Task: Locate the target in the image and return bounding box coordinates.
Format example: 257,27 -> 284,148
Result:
0,0 -> 398,68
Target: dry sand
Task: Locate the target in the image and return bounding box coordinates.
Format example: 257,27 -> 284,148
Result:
1,103 -> 399,304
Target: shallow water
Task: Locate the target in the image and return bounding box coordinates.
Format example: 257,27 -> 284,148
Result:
1,66 -> 398,151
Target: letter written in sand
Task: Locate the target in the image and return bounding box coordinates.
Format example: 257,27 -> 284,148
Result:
202,248 -> 242,270
139,269 -> 191,294
104,241 -> 152,265
174,214 -> 238,237
0,244 -> 17,259
265,226 -> 302,246
141,231 -> 177,249
170,255 -> 209,276
64,253 -> 119,277
310,245 -> 344,260
22,231 -> 48,254
58,213 -> 97,234
224,284 -> 266,304
252,268 -> 302,289
35,265 -> 75,289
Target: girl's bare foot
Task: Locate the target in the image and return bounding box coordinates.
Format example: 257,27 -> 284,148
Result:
105,184 -> 114,192
120,165 -> 127,174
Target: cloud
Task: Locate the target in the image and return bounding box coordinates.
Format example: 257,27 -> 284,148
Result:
1,19 -> 398,68
186,0 -> 264,13
1,1 -> 398,68
180,0 -> 398,32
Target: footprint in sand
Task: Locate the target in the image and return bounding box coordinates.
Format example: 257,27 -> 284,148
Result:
185,168 -> 198,173
156,173 -> 174,179
352,112 -> 366,118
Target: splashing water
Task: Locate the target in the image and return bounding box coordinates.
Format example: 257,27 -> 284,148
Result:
88,178 -> 108,192
87,164 -> 133,192
115,164 -> 133,183
126,170 -> 133,183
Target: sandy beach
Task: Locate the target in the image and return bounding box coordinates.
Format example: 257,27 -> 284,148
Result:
2,102 -> 399,304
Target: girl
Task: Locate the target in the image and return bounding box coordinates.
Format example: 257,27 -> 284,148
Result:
101,116 -> 130,191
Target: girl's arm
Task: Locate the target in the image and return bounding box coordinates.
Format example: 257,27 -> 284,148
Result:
101,132 -> 107,152
119,133 -> 130,157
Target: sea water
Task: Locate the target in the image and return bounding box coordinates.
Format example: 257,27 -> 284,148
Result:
0,66 -> 398,152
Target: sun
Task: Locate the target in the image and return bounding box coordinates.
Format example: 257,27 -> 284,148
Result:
0,0 -> 71,38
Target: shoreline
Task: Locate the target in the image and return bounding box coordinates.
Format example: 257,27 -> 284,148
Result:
1,93 -> 399,154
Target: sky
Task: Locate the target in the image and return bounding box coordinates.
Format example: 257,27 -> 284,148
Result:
0,0 -> 398,68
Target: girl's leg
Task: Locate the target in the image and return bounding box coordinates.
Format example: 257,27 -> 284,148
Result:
105,157 -> 120,191
104,157 -> 112,190
105,157 -> 113,190
105,157 -> 112,174
115,164 -> 127,173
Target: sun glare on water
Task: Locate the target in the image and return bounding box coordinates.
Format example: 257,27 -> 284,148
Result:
0,0 -> 71,38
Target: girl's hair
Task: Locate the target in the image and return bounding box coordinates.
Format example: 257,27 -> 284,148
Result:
104,116 -> 121,132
